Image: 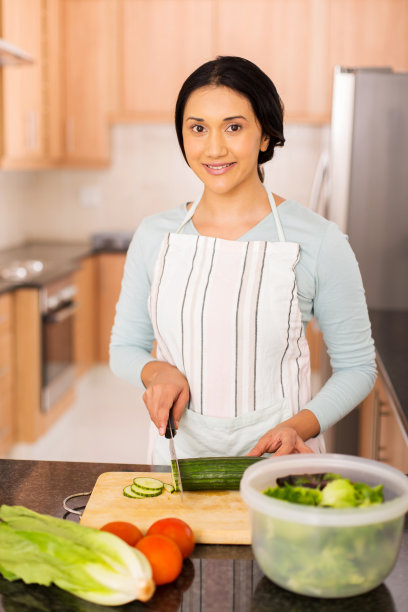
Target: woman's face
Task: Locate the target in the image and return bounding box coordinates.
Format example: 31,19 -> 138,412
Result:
182,86 -> 269,196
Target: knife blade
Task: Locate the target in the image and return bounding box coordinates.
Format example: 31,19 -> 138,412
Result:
165,407 -> 184,502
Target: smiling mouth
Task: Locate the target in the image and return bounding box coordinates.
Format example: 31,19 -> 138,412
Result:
204,162 -> 235,169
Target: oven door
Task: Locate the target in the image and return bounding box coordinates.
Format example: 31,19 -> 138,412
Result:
42,301 -> 77,413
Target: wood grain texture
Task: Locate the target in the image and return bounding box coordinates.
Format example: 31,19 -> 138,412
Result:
81,472 -> 252,545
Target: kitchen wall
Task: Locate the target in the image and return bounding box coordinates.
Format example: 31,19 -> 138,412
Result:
0,171 -> 38,247
0,123 -> 329,248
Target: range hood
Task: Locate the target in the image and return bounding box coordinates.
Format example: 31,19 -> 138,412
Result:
0,38 -> 33,66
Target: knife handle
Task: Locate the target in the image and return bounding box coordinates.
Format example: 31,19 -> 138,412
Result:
165,407 -> 176,439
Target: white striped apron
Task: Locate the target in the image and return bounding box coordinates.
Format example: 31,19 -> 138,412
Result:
148,187 -> 324,463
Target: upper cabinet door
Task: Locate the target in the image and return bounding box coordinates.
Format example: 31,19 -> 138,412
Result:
329,0 -> 408,71
214,0 -> 332,124
0,0 -> 46,168
115,0 -> 214,121
61,0 -> 112,165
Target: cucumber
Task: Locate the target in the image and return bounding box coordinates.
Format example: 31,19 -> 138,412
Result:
132,477 -> 164,492
171,456 -> 263,491
163,483 -> 175,494
123,485 -> 146,499
131,484 -> 162,497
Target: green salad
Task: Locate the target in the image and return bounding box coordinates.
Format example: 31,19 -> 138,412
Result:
254,472 -> 400,597
263,472 -> 384,508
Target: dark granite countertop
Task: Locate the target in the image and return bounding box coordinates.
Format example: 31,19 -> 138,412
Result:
369,309 -> 408,434
0,241 -> 93,294
0,458 -> 407,611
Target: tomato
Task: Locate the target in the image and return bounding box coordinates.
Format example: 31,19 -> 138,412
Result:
136,534 -> 183,585
100,521 -> 143,546
147,517 -> 195,559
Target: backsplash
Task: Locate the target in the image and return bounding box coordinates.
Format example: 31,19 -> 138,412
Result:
0,123 -> 329,249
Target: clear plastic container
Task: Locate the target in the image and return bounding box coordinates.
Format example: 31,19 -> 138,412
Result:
240,454 -> 408,598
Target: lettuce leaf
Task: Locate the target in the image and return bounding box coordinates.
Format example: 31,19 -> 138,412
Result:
0,505 -> 154,606
263,473 -> 384,508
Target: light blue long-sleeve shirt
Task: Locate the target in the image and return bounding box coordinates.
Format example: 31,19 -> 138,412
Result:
110,199 -> 377,433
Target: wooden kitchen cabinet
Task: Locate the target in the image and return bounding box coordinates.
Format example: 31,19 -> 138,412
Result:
114,0 -> 214,121
96,253 -> 126,362
329,0 -> 408,73
0,293 -> 15,455
14,287 -> 75,443
60,0 -> 113,165
74,256 -> 97,376
359,367 -> 408,473
0,0 -> 46,168
214,0 -> 331,124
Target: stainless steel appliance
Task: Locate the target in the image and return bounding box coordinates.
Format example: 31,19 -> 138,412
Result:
41,277 -> 77,413
312,66 -> 408,453
329,66 -> 408,310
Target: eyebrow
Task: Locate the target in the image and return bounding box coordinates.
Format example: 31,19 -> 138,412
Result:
185,115 -> 248,122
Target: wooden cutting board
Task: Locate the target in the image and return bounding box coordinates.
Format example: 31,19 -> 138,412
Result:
80,472 -> 251,545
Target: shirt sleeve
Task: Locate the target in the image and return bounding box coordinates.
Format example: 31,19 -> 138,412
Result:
304,222 -> 377,432
109,220 -> 157,388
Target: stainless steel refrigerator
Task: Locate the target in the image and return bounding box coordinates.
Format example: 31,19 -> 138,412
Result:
313,66 -> 408,453
329,65 -> 408,310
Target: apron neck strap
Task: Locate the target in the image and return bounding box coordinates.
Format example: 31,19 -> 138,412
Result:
176,185 -> 286,241
265,187 -> 286,242
176,193 -> 202,234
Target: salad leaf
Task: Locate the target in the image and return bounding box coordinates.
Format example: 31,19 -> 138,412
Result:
0,505 -> 155,606
263,473 -> 384,508
320,478 -> 359,508
264,483 -> 322,506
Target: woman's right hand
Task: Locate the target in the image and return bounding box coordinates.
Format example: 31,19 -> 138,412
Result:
141,361 -> 190,436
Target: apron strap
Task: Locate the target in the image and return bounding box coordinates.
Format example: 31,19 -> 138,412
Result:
176,193 -> 203,234
176,185 -> 286,241
265,187 -> 286,242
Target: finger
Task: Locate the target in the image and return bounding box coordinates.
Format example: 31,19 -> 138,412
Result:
272,440 -> 294,456
172,387 -> 189,428
294,438 -> 315,454
246,438 -> 268,456
156,402 -> 173,436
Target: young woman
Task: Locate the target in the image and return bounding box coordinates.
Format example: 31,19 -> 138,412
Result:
110,56 -> 376,464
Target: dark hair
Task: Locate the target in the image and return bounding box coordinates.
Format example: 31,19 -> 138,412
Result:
175,56 -> 285,181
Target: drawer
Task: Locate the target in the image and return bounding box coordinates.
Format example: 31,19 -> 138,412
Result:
0,293 -> 13,333
0,391 -> 14,456
0,331 -> 13,394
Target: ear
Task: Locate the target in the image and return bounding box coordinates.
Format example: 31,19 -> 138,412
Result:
260,134 -> 269,152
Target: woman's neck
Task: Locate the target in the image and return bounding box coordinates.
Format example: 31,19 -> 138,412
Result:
191,181 -> 274,240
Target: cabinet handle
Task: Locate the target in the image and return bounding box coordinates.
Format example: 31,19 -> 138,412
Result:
372,390 -> 385,460
25,111 -> 35,151
0,366 -> 9,378
372,390 -> 390,461
34,110 -> 39,151
66,119 -> 75,154
0,314 -> 7,324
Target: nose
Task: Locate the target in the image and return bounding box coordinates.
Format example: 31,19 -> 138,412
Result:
206,130 -> 228,158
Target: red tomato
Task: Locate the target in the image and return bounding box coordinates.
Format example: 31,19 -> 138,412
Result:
100,521 -> 143,546
136,534 -> 183,585
147,517 -> 195,559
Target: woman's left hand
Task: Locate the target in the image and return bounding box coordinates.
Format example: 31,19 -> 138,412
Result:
246,426 -> 314,457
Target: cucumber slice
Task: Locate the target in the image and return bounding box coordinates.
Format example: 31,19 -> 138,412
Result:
123,485 -> 145,499
132,477 -> 164,492
163,483 -> 175,494
131,483 -> 162,497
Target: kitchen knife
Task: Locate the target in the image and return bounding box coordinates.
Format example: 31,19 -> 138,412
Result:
165,407 -> 184,502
